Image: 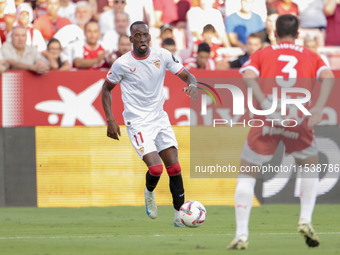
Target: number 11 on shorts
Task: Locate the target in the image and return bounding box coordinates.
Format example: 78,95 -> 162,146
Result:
134,132 -> 144,146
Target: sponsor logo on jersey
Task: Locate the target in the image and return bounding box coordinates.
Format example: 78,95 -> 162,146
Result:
138,146 -> 145,155
107,71 -> 112,76
153,60 -> 161,69
130,68 -> 136,72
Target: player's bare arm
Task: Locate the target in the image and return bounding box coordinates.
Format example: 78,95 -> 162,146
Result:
101,79 -> 121,140
178,69 -> 198,100
308,69 -> 335,127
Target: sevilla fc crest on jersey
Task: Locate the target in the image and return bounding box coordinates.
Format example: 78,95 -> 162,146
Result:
153,60 -> 161,69
138,146 -> 145,155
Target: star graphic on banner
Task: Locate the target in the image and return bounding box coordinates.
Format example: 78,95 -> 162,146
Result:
35,79 -> 105,126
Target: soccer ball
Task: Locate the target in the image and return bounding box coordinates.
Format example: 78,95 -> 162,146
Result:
179,201 -> 207,227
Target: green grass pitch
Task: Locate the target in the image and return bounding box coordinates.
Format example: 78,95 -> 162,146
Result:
0,204 -> 339,255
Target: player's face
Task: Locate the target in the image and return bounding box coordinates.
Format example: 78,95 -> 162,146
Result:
85,22 -> 100,45
197,51 -> 210,69
115,13 -> 129,35
130,24 -> 151,56
246,37 -> 262,55
241,0 -> 253,13
305,40 -> 318,53
163,44 -> 176,55
118,36 -> 132,55
19,11 -> 30,26
47,0 -> 60,17
75,6 -> 92,26
12,27 -> 27,50
47,41 -> 62,59
113,0 -> 126,12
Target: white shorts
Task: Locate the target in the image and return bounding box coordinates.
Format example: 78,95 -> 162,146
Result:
126,115 -> 178,159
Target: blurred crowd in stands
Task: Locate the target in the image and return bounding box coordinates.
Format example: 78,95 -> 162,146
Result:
0,0 -> 339,73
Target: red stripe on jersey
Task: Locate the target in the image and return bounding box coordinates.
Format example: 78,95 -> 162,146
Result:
106,79 -> 118,85
175,66 -> 185,75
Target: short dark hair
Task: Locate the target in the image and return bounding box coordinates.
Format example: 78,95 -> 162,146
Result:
162,38 -> 175,46
197,42 -> 210,53
276,14 -> 299,38
130,21 -> 147,33
202,24 -> 216,34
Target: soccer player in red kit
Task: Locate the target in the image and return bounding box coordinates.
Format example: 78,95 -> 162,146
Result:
227,14 -> 334,250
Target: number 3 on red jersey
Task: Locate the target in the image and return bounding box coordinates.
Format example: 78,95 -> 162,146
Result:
276,55 -> 298,87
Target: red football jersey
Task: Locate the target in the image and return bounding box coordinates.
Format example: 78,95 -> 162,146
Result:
240,41 -> 329,122
240,41 -> 328,93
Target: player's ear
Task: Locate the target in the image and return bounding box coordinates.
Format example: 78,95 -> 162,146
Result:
129,36 -> 133,43
274,30 -> 278,39
295,31 -> 299,39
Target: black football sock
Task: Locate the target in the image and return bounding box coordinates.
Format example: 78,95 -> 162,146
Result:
169,174 -> 185,211
146,170 -> 160,192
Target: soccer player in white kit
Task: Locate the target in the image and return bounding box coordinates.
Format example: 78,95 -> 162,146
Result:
101,21 -> 198,226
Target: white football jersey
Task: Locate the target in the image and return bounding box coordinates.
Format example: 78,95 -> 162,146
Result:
106,47 -> 184,124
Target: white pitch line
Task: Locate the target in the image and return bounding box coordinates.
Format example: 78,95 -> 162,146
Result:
0,232 -> 339,240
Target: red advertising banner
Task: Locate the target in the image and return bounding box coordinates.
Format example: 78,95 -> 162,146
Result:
1,70 -> 339,127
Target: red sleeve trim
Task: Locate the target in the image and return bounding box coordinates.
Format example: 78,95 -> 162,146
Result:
239,66 -> 260,77
106,78 -> 118,85
175,66 -> 185,76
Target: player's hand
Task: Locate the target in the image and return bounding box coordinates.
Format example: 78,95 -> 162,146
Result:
307,107 -> 322,127
107,121 -> 121,140
183,85 -> 198,100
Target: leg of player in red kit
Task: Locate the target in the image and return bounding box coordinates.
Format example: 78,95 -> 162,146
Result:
159,147 -> 186,227
228,130 -> 278,250
227,159 -> 257,250
295,155 -> 320,247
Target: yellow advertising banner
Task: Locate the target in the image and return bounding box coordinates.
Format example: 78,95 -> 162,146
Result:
36,126 -> 260,207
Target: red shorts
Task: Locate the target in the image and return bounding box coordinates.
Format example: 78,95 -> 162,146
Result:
241,119 -> 318,165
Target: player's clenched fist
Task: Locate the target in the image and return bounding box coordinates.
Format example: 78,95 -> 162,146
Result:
107,121 -> 121,140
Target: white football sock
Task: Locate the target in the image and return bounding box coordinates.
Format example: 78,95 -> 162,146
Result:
299,170 -> 319,223
235,174 -> 256,238
174,209 -> 180,221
